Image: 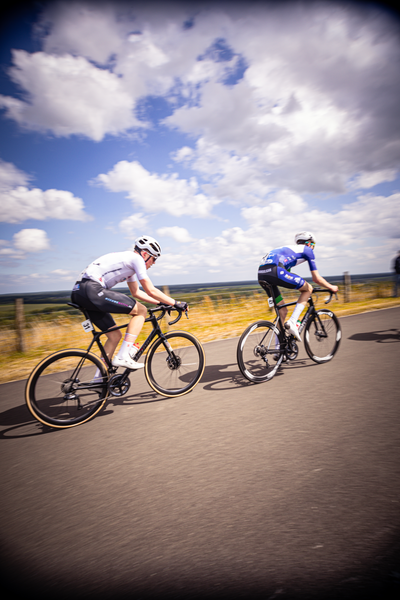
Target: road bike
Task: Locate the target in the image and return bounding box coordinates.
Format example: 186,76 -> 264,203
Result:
25,303 -> 205,429
237,286 -> 341,384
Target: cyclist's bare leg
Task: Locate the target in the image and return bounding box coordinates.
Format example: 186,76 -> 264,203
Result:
126,302 -> 147,338
92,328 -> 122,380
287,281 -> 313,322
112,302 -> 148,365
103,329 -> 122,361
273,299 -> 287,353
277,299 -> 287,324
297,281 -> 313,306
102,302 -> 147,363
285,281 -> 313,340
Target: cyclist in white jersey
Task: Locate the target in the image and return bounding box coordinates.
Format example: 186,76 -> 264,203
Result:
258,231 -> 338,342
71,236 -> 188,371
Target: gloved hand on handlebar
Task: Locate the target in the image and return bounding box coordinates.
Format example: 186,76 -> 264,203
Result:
174,300 -> 189,311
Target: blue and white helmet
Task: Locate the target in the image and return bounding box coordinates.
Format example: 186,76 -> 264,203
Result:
295,231 -> 315,245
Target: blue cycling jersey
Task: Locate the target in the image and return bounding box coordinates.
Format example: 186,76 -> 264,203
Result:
260,244 -> 317,272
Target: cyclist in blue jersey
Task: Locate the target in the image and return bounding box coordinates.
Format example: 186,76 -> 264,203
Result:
258,231 -> 338,342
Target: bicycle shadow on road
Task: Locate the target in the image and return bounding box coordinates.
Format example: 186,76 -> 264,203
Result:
0,402 -> 55,439
0,388 -> 171,439
199,358 -> 314,392
348,328 -> 400,343
0,358 -> 321,438
200,361 -> 249,391
99,388 -> 164,410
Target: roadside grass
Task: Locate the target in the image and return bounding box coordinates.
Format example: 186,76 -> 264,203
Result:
1,285 -> 399,384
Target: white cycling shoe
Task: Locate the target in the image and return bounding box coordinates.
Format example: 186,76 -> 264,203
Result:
112,354 -> 145,370
284,320 -> 302,342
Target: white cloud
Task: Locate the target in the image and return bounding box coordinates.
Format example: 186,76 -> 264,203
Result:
0,228 -> 50,262
51,269 -> 75,280
157,226 -> 194,243
0,160 -> 91,223
350,170 -> 398,190
95,160 -> 218,218
171,146 -> 194,164
0,159 -> 30,189
151,252 -> 190,275
0,3 -> 221,141
1,1 -> 399,284
151,189 -> 400,280
119,212 -> 149,238
39,1 -> 126,64
161,3 -> 400,197
13,229 -> 50,252
1,187 -> 92,223
0,51 -> 140,140
1,1 -> 398,194
0,247 -> 21,257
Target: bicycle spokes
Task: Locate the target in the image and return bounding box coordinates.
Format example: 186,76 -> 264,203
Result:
25,350 -> 108,428
237,321 -> 283,383
304,310 -> 341,363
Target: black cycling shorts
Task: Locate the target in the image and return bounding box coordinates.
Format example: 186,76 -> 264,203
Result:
71,279 -> 136,331
258,264 -> 305,300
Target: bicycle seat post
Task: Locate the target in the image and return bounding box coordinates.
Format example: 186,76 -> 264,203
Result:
68,301 -> 90,321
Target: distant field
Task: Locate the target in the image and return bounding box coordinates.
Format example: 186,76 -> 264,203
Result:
0,302 -> 79,327
0,277 -> 399,384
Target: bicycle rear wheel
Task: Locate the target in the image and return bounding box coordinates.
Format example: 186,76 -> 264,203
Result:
304,310 -> 341,363
25,349 -> 109,428
145,331 -> 205,397
237,321 -> 283,383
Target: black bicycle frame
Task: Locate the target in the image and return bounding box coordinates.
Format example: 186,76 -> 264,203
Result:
67,302 -> 174,373
261,283 -> 321,346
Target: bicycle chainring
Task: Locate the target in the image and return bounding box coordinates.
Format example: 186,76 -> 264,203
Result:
108,374 -> 131,397
286,339 -> 299,361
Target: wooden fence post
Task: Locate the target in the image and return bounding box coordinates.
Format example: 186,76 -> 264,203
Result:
15,298 -> 26,352
344,272 -> 351,303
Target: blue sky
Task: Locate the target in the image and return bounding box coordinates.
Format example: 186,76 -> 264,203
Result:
0,0 -> 399,294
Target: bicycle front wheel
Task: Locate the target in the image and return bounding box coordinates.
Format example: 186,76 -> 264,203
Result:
304,310 -> 341,363
145,331 -> 205,397
237,321 -> 283,383
25,349 -> 109,428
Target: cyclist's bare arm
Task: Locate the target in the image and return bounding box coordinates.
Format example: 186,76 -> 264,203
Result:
128,279 -> 175,306
311,270 -> 338,294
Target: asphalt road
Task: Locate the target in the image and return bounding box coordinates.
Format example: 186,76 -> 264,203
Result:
0,307 -> 399,600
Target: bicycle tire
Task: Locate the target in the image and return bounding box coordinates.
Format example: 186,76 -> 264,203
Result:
25,349 -> 109,428
145,331 -> 205,397
304,310 -> 341,363
237,321 -> 283,383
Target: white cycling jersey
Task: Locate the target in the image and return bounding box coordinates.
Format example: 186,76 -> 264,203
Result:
79,251 -> 148,289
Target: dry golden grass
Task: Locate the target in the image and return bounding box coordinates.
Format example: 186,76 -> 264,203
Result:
1,285 -> 399,384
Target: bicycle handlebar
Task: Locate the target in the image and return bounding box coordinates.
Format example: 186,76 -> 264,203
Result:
311,287 -> 338,304
147,304 -> 189,326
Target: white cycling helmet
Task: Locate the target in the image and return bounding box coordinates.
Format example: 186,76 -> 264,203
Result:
295,231 -> 315,245
134,235 -> 162,258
